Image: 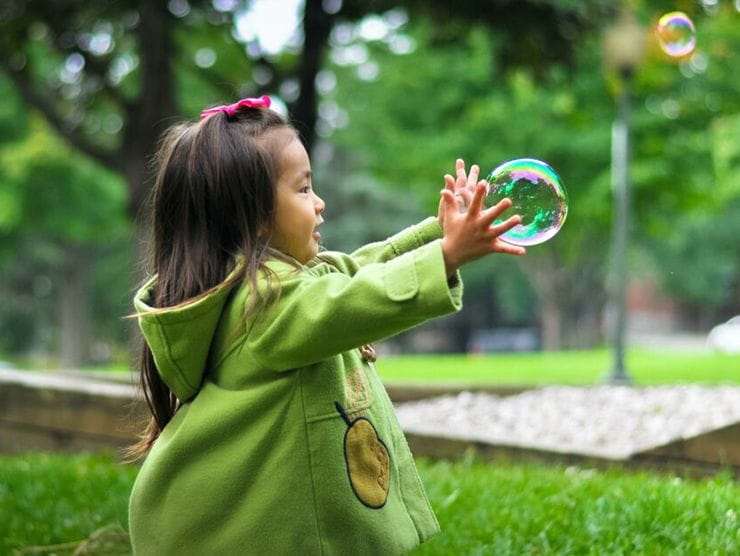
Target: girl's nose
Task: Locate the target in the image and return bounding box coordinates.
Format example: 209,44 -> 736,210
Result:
314,193 -> 325,214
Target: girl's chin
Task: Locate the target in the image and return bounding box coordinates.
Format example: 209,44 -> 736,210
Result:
297,243 -> 320,263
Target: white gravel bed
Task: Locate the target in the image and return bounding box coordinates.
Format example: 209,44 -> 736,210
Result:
394,385 -> 740,460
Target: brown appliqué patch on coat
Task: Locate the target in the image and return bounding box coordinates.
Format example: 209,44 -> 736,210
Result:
335,402 -> 390,509
343,367 -> 373,419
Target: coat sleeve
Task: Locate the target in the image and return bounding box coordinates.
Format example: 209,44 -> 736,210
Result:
314,217 -> 444,276
246,239 -> 462,371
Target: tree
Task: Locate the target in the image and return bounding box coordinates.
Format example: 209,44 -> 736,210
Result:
0,0 -> 598,233
0,114 -> 128,366
0,0 -> 339,365
0,0 -> 606,362
323,3 -> 740,348
0,0 -> 341,265
327,20 -> 613,349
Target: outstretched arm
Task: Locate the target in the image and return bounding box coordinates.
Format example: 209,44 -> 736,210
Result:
316,217 -> 445,275
319,157 -> 488,275
247,240 -> 462,371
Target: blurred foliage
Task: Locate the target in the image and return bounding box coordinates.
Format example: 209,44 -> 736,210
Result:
322,0 -> 740,342
0,117 -> 127,242
0,0 -> 739,360
0,77 -> 27,146
327,19 -> 615,345
0,96 -> 130,357
631,1 -> 740,314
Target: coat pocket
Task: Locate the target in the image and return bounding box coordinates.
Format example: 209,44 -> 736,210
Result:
384,253 -> 419,301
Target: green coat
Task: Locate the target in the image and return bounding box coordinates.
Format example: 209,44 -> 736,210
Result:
129,218 -> 463,555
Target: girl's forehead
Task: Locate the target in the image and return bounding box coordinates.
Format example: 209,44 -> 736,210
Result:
258,126 -> 297,150
254,126 -> 307,177
278,134 -> 310,174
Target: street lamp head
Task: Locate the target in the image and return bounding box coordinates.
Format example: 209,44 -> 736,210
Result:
603,8 -> 646,77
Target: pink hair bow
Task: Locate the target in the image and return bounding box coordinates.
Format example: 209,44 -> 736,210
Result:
199,95 -> 271,120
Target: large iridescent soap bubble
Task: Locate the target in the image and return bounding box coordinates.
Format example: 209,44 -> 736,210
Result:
485,158 -> 568,246
656,11 -> 696,58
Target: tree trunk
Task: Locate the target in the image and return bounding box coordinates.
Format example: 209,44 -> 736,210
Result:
561,261 -> 606,348
539,296 -> 562,351
293,0 -> 334,153
119,0 -> 177,367
526,250 -> 607,351
58,244 -> 91,368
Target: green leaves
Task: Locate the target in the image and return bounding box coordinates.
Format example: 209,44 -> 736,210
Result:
326,3 -> 740,329
0,116 -> 127,243
713,113 -> 740,203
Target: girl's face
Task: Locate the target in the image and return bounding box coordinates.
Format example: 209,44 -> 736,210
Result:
270,133 -> 325,263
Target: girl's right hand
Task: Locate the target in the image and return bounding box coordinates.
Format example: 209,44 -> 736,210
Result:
439,182 -> 526,277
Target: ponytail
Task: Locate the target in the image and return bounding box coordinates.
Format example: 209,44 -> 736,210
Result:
125,102 -> 294,461
125,343 -> 178,461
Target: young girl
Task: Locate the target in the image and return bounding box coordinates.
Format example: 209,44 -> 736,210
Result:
128,95 -> 524,555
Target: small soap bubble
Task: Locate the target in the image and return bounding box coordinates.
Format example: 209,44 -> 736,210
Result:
485,158 -> 568,246
656,12 -> 696,58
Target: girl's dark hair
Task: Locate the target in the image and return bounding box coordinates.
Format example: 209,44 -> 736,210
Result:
127,106 -> 295,461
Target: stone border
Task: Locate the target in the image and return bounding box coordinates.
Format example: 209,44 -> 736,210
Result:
404,431 -> 740,480
0,369 -> 144,454
1,370 -> 737,478
383,381 -> 531,403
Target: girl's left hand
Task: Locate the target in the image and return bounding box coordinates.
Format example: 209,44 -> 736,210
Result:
438,159 -> 485,226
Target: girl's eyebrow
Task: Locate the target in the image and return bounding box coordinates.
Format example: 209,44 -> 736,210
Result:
295,170 -> 312,184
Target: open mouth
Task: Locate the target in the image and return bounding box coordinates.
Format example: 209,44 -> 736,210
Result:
313,220 -> 324,240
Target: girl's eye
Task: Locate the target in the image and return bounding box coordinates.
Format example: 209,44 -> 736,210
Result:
300,185 -> 311,193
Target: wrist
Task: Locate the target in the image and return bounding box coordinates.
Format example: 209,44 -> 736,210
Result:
441,237 -> 459,278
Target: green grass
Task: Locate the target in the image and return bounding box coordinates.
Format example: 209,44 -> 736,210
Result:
1,452 -> 738,555
7,348 -> 739,386
0,453 -> 137,555
414,455 -> 740,555
377,349 -> 740,385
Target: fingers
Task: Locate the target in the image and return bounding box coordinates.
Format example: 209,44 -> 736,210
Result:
467,182 -> 487,218
481,197 -> 513,225
456,189 -> 473,210
478,194 -> 524,239
492,240 -> 526,256
455,159 -> 465,183
455,159 -> 475,191
488,214 -> 522,237
447,173 -> 472,209
454,159 -> 482,189
467,164 -> 479,189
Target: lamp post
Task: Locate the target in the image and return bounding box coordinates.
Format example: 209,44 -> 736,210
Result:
602,10 -> 645,385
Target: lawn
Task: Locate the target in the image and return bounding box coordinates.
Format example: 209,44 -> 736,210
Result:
376,349 -> 740,385
1,452 -> 737,555
6,348 -> 739,387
